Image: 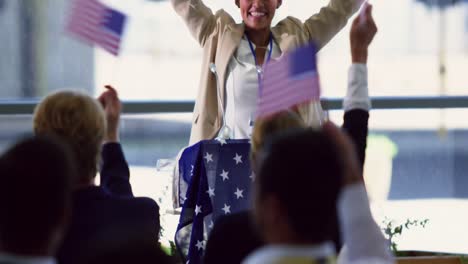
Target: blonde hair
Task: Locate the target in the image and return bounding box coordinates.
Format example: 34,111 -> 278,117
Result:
250,110 -> 306,165
33,90 -> 106,182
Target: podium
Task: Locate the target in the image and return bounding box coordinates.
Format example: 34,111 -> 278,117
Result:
175,139 -> 254,263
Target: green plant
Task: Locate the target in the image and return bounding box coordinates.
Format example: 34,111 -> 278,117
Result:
382,218 -> 429,255
160,241 -> 183,263
461,255 -> 468,264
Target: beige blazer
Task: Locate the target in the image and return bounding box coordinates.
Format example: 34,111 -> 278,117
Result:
172,0 -> 364,144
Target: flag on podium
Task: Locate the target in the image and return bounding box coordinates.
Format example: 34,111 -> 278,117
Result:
257,42 -> 321,118
175,140 -> 254,264
66,0 -> 127,56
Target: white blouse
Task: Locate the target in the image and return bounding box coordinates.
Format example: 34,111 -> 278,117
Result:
224,37 -> 371,139
224,36 -> 282,139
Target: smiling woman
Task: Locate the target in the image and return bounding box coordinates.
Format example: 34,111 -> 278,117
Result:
171,0 -> 365,144
236,0 -> 282,60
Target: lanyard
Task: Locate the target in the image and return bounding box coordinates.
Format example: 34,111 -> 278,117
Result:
246,33 -> 273,128
246,33 -> 274,92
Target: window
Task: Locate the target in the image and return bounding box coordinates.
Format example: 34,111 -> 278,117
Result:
1,0 -> 468,256
2,0 -> 468,99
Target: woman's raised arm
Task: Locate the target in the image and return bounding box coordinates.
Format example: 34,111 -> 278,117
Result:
303,0 -> 365,49
171,0 -> 218,46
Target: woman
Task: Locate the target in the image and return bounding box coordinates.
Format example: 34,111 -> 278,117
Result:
172,0 -> 365,144
203,6 -> 377,263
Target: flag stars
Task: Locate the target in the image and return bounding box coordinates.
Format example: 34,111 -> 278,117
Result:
195,205 -> 202,216
234,188 -> 244,199
204,152 -> 213,163
216,138 -> 227,146
195,240 -> 205,251
208,221 -> 214,229
220,170 -> 229,181
190,165 -> 194,176
233,153 -> 243,164
206,187 -> 215,197
222,204 -> 231,214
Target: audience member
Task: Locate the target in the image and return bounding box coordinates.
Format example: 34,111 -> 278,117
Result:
243,123 -> 394,264
32,86 -> 160,264
203,4 -> 377,264
0,136 -> 75,264
80,230 -> 174,264
204,111 -> 306,264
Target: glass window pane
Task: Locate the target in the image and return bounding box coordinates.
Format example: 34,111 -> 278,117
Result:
2,0 -> 468,100
329,109 -> 468,254
2,109 -> 468,254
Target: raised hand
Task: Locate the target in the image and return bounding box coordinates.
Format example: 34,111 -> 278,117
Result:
350,3 -> 378,64
98,85 -> 122,142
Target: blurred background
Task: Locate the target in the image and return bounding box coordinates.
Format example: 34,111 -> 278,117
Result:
0,0 -> 468,255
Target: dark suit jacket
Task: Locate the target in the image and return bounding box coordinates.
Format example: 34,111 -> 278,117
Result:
203,109 -> 369,264
57,143 -> 160,264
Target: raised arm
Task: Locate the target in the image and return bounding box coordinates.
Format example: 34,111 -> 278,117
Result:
98,85 -> 133,196
303,0 -> 365,49
171,0 -> 217,46
324,122 -> 394,264
342,3 -> 377,168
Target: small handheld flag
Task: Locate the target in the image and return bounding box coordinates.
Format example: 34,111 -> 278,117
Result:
359,1 -> 371,25
257,42 -> 321,118
66,0 -> 127,56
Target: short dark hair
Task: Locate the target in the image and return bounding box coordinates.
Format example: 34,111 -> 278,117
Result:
256,128 -> 343,243
0,136 -> 75,254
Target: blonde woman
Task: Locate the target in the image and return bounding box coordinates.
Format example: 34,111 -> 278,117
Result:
172,0 -> 366,144
250,110 -> 306,168
33,87 -> 160,264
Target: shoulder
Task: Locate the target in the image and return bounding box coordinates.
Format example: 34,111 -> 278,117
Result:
215,211 -> 251,228
125,197 -> 160,213
213,9 -> 237,31
101,195 -> 160,219
215,9 -> 235,22
273,16 -> 305,33
272,16 -> 313,45
210,211 -> 262,245
195,9 -> 236,44
205,212 -> 263,264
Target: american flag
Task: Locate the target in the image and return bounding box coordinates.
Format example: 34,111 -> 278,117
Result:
66,0 -> 127,56
175,139 -> 253,264
257,43 -> 321,118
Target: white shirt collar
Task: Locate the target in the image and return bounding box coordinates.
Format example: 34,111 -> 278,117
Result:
0,253 -> 56,264
242,241 -> 336,264
236,36 -> 276,62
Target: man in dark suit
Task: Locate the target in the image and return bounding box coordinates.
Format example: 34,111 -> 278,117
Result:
204,107 -> 369,264
33,86 -> 160,264
204,7 -> 377,264
244,123 -> 392,264
0,136 -> 75,264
